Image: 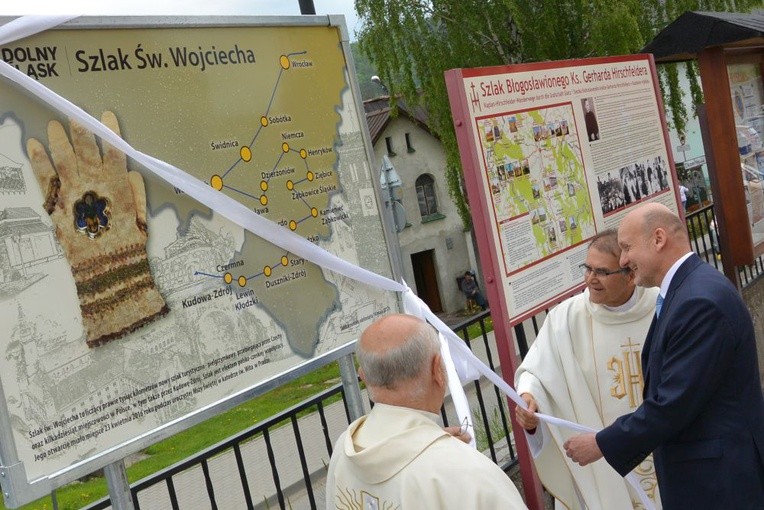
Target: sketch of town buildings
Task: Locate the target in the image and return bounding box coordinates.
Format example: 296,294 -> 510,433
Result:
0,152 -> 25,194
0,207 -> 61,293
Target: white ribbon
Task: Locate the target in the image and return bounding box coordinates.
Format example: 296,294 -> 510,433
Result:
0,16 -> 653,509
0,15 -> 77,46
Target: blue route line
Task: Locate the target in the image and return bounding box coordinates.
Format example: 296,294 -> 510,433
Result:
264,51 -> 310,117
265,52 -> 307,118
194,271 -> 223,278
223,50 -> 307,178
265,69 -> 284,117
222,159 -> 243,178
224,185 -> 262,201
248,124 -> 264,148
197,50 -> 330,290
265,152 -> 286,184
204,250 -> 298,285
247,252 -> 294,280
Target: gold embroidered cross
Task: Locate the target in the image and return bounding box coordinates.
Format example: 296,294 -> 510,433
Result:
608,337 -> 644,408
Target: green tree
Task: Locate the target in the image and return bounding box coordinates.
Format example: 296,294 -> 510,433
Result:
356,0 -> 760,228
356,0 -> 522,228
350,41 -> 382,100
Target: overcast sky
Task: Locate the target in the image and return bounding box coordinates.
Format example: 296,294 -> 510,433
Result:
0,1 -> 362,40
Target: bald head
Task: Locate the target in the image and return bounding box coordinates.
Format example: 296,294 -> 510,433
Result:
356,314 -> 445,411
633,202 -> 689,245
618,203 -> 691,287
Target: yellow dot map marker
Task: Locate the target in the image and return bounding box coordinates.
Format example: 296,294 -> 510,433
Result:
210,175 -> 223,191
289,220 -> 297,231
260,181 -> 268,192
238,276 -> 247,287
286,180 -> 294,190
260,195 -> 268,206
260,116 -> 268,127
264,266 -> 272,277
300,149 -> 307,159
224,273 -> 233,284
280,55 -> 290,70
307,171 -> 314,182
281,256 -> 289,266
240,146 -> 252,162
311,207 -> 318,218
282,142 -> 290,153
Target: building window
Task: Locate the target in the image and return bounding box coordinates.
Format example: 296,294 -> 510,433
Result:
405,133 -> 415,153
385,136 -> 396,156
416,174 -> 438,218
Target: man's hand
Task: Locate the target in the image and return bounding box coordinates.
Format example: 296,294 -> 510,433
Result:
563,433 -> 603,466
444,425 -> 471,444
515,393 -> 539,432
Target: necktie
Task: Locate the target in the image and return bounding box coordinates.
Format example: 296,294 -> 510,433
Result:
656,294 -> 664,318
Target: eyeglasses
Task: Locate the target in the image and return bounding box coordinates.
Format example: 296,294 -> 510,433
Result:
579,263 -> 630,278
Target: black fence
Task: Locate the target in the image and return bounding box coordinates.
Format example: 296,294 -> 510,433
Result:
685,203 -> 764,286
79,203 -> 764,509
82,312 -> 511,510
447,311 -> 516,470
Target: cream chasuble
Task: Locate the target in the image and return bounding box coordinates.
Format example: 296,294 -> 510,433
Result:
516,286 -> 661,510
325,403 -> 527,509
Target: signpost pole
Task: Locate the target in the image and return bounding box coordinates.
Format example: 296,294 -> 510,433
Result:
298,1 -> 316,15
103,460 -> 134,510
338,353 -> 365,421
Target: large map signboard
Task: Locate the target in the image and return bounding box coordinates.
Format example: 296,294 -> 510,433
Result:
446,55 -> 678,323
0,17 -> 397,493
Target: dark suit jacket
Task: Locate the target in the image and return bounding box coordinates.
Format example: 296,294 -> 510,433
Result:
597,254 -> 764,509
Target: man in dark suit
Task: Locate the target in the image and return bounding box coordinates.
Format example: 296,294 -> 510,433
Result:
563,202 -> 764,509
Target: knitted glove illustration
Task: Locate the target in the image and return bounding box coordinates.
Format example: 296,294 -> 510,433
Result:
27,111 -> 169,347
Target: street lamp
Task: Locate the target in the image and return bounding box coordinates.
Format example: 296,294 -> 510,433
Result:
371,75 -> 389,96
379,155 -> 406,233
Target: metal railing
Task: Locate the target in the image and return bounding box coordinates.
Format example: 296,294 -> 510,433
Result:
77,204 -> 764,510
86,383 -> 351,510
685,204 -> 721,268
444,311 -> 516,469
685,203 -> 764,287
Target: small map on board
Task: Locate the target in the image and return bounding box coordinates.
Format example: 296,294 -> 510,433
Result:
478,104 -> 596,273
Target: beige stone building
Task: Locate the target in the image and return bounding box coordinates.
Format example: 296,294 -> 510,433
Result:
364,97 -> 479,313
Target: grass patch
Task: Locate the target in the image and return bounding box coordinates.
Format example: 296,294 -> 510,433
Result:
462,316 -> 494,341
472,402 -> 510,452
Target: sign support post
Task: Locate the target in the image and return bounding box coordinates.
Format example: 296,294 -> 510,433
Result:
338,354 -> 365,421
104,460 -> 134,510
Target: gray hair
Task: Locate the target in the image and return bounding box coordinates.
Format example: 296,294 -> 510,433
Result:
357,320 -> 441,390
588,228 -> 620,258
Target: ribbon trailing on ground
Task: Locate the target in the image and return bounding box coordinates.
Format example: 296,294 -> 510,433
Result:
0,16 -> 652,509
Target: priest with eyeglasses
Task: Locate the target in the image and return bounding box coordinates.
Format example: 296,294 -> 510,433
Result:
514,229 -> 661,510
